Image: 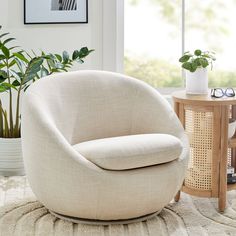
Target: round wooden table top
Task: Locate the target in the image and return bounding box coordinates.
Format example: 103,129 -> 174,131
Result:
172,90 -> 236,106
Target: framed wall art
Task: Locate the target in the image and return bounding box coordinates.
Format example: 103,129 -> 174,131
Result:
24,0 -> 88,24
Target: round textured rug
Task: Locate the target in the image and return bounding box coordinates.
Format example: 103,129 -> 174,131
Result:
1,193 -> 236,236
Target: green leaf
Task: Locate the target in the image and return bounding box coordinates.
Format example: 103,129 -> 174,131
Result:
12,80 -> 21,86
47,53 -> 57,60
55,54 -> 62,62
25,51 -> 33,60
62,51 -> 70,63
72,50 -> 80,60
40,66 -> 49,77
9,69 -> 22,81
0,85 -> 8,92
8,59 -> 16,67
1,82 -> 17,91
23,84 -> 30,92
23,57 -> 44,84
191,62 -> 198,72
14,58 -> 24,73
3,38 -> 15,45
80,47 -> 89,54
42,55 -> 51,60
76,58 -> 84,64
13,52 -> 29,63
189,68 -> 195,72
0,70 -> 7,79
199,58 -> 209,68
1,45 -> 10,58
60,68 -> 68,72
54,62 -> 64,69
48,59 -> 56,69
194,49 -> 202,56
0,33 -> 9,39
9,46 -> 20,51
0,54 -> 5,60
77,47 -> 94,59
179,55 -> 191,63
202,54 -> 210,58
193,58 -> 201,67
31,49 -> 37,57
182,62 -> 192,71
0,81 -> 17,92
0,76 -> 6,83
64,65 -> 71,69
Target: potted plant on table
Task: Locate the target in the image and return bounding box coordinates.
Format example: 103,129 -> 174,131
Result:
179,49 -> 216,94
0,27 -> 94,176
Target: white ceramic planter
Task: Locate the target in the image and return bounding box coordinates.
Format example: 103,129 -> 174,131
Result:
185,68 -> 208,95
0,138 -> 25,176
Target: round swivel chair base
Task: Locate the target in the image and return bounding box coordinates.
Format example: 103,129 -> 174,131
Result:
50,209 -> 162,225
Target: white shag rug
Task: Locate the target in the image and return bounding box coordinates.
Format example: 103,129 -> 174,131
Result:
1,177 -> 236,235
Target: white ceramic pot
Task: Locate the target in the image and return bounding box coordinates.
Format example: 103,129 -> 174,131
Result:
0,138 -> 25,176
228,119 -> 236,139
185,68 -> 208,95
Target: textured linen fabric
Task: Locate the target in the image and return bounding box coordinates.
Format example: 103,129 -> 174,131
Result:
73,134 -> 183,170
21,70 -> 190,221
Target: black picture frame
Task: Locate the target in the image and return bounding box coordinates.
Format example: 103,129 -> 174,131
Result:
24,0 -> 88,24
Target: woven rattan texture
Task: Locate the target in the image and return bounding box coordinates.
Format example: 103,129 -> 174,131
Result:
185,109 -> 213,190
228,106 -> 232,167
228,149 -> 232,166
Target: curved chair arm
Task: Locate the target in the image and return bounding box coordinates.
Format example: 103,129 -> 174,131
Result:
22,91 -> 103,173
128,79 -> 188,155
135,82 -> 189,167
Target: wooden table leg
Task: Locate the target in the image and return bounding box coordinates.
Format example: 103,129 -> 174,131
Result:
219,105 -> 229,212
174,101 -> 179,117
174,190 -> 181,202
173,101 -> 182,202
212,106 -> 221,198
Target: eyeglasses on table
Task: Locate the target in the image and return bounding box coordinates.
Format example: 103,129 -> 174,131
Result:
211,88 -> 235,98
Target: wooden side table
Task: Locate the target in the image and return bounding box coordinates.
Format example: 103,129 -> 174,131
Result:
172,90 -> 236,212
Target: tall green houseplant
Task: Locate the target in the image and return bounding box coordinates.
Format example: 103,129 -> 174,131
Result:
0,27 -> 94,138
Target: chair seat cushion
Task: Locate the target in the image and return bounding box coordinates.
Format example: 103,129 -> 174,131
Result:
73,134 -> 183,170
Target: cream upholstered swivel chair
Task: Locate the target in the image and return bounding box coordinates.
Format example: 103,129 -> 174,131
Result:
22,70 -> 189,224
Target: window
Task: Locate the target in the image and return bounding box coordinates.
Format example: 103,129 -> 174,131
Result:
186,0 -> 236,87
125,0 -> 182,88
125,0 -> 236,88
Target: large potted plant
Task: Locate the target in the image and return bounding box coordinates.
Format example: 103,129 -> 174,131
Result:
0,27 -> 94,176
179,49 -> 216,94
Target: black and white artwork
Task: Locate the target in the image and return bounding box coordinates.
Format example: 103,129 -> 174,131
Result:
51,0 -> 77,11
24,0 -> 88,24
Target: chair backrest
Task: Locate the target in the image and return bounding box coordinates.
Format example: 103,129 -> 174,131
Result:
25,70 -> 181,144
